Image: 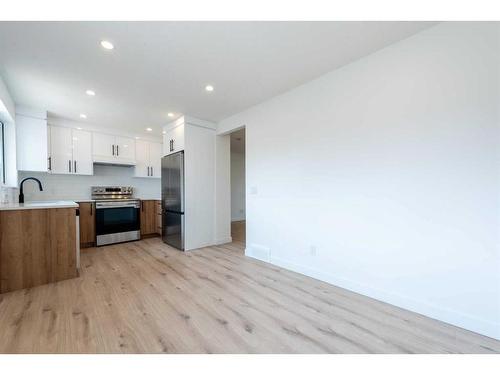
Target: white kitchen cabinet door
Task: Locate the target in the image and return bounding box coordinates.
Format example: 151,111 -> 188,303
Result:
171,124 -> 184,154
92,132 -> 115,162
134,139 -> 150,178
149,141 -> 162,178
16,114 -> 48,172
115,136 -> 136,163
49,125 -> 72,174
72,129 -> 93,175
163,124 -> 184,156
163,129 -> 172,156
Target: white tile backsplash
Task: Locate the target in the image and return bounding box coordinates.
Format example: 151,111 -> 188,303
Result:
18,164 -> 160,201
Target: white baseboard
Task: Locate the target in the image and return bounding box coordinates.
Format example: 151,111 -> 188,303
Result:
246,244 -> 271,262
214,236 -> 233,245
247,251 -> 500,341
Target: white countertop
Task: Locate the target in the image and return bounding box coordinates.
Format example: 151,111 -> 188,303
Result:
0,200 -> 79,211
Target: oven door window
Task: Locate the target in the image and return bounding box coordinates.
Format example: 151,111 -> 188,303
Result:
95,207 -> 140,235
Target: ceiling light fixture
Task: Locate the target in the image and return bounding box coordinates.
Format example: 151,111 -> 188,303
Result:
79,114 -> 87,119
100,40 -> 114,50
205,85 -> 214,92
162,130 -> 166,134
135,136 -> 140,139
86,89 -> 96,96
146,127 -> 153,132
167,112 -> 174,118
76,127 -> 82,130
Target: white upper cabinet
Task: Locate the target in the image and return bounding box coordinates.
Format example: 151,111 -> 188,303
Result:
48,126 -> 72,174
149,141 -> 162,178
92,132 -> 136,165
48,125 -> 93,175
163,123 -> 184,156
134,139 -> 149,178
115,136 -> 136,164
134,139 -> 161,178
16,108 -> 48,172
72,129 -> 93,175
92,133 -> 115,162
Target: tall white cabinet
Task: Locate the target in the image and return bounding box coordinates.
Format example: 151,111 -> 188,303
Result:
48,125 -> 93,175
134,139 -> 162,178
162,116 -> 216,251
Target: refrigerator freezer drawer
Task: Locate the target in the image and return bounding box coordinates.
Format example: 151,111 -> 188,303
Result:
163,211 -> 184,250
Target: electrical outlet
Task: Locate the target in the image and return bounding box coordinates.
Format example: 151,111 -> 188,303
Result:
310,245 -> 317,256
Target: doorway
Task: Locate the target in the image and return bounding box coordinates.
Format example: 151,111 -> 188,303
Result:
230,128 -> 245,245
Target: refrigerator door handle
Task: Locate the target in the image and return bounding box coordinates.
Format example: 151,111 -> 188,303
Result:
179,152 -> 185,212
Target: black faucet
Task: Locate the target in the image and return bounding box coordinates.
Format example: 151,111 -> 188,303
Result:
19,177 -> 43,204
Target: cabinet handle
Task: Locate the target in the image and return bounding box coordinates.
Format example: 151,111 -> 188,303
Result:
172,139 -> 175,151
112,144 -> 115,155
74,160 -> 77,173
147,166 -> 150,176
90,203 -> 93,216
48,156 -> 52,171
69,160 -> 71,173
151,166 -> 153,176
116,145 -> 119,156
141,201 -> 144,212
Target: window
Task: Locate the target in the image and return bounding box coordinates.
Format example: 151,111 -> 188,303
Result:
0,121 -> 5,185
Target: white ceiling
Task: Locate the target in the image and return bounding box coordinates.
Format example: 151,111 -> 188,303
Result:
0,22 -> 436,136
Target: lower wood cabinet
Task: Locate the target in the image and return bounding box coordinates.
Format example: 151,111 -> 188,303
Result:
0,208 -> 78,294
140,200 -> 158,236
156,200 -> 162,235
79,202 -> 96,247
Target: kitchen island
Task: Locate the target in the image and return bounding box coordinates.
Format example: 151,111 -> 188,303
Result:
0,201 -> 79,294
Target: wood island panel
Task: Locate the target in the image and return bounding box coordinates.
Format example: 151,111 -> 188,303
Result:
0,207 -> 77,294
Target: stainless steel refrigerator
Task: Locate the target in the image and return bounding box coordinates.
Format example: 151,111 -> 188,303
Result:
161,151 -> 185,250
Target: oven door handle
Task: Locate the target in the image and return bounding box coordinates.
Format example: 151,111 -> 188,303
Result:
95,203 -> 140,209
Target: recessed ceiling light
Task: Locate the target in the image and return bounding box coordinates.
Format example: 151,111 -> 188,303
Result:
205,85 -> 214,92
135,136 -> 140,139
162,130 -> 166,134
100,40 -> 114,50
167,112 -> 174,117
146,127 -> 153,132
76,127 -> 82,130
85,89 -> 96,96
79,114 -> 87,119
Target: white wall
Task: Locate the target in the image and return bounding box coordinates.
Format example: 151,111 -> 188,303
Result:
0,75 -> 17,188
231,151 -> 246,221
218,22 -> 500,339
0,75 -> 15,123
18,164 -> 160,201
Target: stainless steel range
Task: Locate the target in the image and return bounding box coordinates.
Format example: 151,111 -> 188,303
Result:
92,186 -> 140,246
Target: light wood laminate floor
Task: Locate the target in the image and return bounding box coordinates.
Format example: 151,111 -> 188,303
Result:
231,220 -> 246,244
0,238 -> 498,353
